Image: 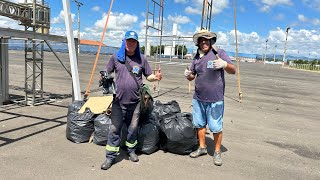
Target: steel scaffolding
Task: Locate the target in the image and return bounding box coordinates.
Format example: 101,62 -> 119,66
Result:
0,0 -> 51,105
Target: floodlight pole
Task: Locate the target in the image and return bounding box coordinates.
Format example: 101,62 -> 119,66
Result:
273,45 -> 277,62
264,39 -> 268,64
282,27 -> 290,66
72,0 -> 83,54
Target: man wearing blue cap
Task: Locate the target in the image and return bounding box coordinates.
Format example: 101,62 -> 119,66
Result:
101,30 -> 162,170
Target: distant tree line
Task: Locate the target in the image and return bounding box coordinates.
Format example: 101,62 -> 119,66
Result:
141,45 -> 188,56
292,59 -> 320,65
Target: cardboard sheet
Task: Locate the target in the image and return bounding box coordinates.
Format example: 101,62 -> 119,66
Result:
78,96 -> 113,114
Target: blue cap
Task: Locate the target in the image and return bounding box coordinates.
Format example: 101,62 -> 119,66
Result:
125,30 -> 138,41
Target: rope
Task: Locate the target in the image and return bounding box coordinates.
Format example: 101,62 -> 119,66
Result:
84,0 -> 115,98
233,0 -> 243,102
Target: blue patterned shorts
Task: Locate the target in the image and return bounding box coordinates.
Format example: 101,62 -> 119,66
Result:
192,99 -> 224,133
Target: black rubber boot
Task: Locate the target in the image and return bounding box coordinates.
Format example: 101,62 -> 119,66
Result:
129,151 -> 139,162
101,159 -> 113,170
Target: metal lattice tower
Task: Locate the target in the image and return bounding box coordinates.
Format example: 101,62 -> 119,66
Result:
0,0 -> 50,105
145,0 -> 164,95
145,0 -> 164,60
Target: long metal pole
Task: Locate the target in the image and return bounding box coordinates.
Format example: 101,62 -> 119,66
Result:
181,39 -> 185,63
145,0 -> 149,56
273,45 -> 277,62
44,40 -> 72,77
264,39 -> 268,63
77,4 -> 80,53
233,0 -> 242,102
72,0 -> 83,54
62,0 -> 81,100
159,0 -> 164,62
282,27 -> 290,66
84,0 -> 114,98
32,0 -> 36,26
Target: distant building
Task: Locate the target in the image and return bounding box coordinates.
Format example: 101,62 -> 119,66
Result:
164,45 -> 174,56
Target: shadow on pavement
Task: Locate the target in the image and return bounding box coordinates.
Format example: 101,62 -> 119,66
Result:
0,111 -> 66,147
206,136 -> 228,156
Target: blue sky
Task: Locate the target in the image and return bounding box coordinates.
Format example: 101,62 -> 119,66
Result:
1,0 -> 320,58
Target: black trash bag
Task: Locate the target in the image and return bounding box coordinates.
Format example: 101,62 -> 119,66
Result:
67,100 -> 85,114
159,112 -> 198,155
149,112 -> 161,128
139,99 -> 154,125
99,71 -> 116,95
137,122 -> 160,155
152,100 -> 181,120
93,114 -> 112,146
66,108 -> 95,143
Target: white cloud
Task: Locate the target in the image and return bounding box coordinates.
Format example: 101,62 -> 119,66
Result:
298,14 -> 307,22
0,16 -> 24,30
211,0 -> 229,15
168,15 -> 191,24
312,19 -> 320,26
185,6 -> 201,15
93,12 -> 138,31
49,27 -> 68,36
9,0 -> 32,2
273,13 -> 285,20
185,0 -> 229,15
174,0 -> 187,3
257,0 -> 293,12
91,6 -> 101,12
301,0 -> 320,11
205,27 -> 319,59
73,12 -> 139,47
261,0 -> 293,6
239,6 -> 246,13
298,14 -> 320,26
52,10 -> 75,24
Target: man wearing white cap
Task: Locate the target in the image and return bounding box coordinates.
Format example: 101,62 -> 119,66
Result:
184,29 -> 236,166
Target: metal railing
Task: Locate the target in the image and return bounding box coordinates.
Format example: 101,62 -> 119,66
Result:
0,0 -> 50,28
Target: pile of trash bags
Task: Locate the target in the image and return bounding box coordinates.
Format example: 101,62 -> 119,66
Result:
66,100 -> 112,145
66,99 -> 198,155
149,100 -> 197,155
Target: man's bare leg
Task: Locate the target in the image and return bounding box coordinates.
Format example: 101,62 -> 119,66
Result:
198,128 -> 206,148
189,127 -> 207,158
213,131 -> 223,166
213,131 -> 222,152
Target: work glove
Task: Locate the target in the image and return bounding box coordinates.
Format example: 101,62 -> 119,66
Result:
213,58 -> 227,70
184,69 -> 192,77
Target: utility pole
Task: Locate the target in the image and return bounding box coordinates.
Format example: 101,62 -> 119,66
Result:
273,45 -> 277,62
282,27 -> 290,66
264,39 -> 268,64
72,0 -> 83,54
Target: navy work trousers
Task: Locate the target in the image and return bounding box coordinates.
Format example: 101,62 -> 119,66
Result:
105,99 -> 140,161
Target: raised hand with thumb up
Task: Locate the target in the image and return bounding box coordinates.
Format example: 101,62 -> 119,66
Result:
184,65 -> 192,78
155,68 -> 162,81
213,58 -> 227,70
